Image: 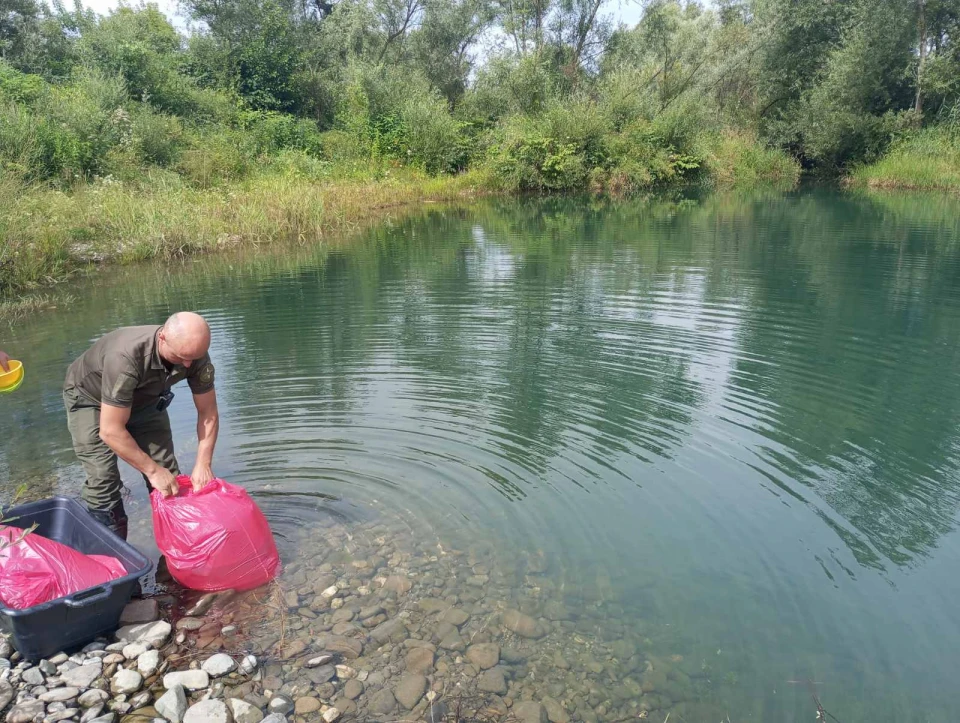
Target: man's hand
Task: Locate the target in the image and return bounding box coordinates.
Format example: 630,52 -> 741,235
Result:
147,467 -> 179,498
190,463 -> 214,492
0,350 -> 10,372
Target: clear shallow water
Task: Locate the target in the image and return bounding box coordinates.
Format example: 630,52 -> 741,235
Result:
3,189 -> 960,720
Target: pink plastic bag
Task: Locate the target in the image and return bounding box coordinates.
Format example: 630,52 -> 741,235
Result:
0,526 -> 127,610
151,477 -> 279,592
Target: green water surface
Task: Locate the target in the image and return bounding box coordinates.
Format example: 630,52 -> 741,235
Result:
3,188 -> 960,721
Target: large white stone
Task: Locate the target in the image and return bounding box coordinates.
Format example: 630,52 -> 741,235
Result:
162,670 -> 210,691
155,684 -> 188,723
39,687 -> 80,703
227,698 -> 263,723
122,643 -> 149,661
111,668 -> 143,695
183,699 -> 232,723
239,655 -> 258,675
201,653 -> 237,678
115,621 -> 171,647
137,650 -> 161,677
59,662 -> 103,689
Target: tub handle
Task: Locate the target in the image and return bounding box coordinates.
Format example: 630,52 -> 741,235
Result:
64,586 -> 111,608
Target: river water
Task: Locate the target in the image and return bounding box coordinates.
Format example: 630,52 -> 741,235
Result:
3,189 -> 960,721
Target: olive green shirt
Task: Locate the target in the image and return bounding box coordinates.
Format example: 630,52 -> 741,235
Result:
64,325 -> 215,409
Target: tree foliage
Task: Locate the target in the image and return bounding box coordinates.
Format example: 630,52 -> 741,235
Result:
0,0 -> 958,188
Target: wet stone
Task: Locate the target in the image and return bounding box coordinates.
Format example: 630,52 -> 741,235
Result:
38,660 -> 57,676
381,576 -> 413,595
202,653 -> 237,677
438,631 -> 465,652
111,669 -> 142,695
40,687 -> 80,703
441,608 -> 470,626
44,708 -> 80,722
542,696 -> 570,723
7,700 -> 45,723
331,608 -> 355,624
21,667 -> 44,686
513,701 -> 548,723
466,643 -> 500,670
163,670 -> 209,691
185,592 -> 221,618
80,705 -> 105,723
315,634 -> 363,659
175,618 -> 204,632
501,610 -> 544,639
120,599 -> 159,625
305,655 -> 332,668
343,680 -> 363,700
268,696 -> 294,715
405,647 -> 435,674
417,598 -> 449,614
370,618 -> 406,645
115,621 -> 171,648
0,680 -> 13,710
294,697 -> 321,714
477,667 -> 508,694
358,606 -> 383,621
394,673 -> 427,710
305,665 -> 335,685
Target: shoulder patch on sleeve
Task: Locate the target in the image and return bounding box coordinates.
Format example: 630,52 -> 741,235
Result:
198,362 -> 215,386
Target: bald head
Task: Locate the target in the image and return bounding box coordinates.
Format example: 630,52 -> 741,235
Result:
158,312 -> 211,367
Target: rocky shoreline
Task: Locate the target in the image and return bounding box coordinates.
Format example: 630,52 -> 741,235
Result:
2,514 -> 716,723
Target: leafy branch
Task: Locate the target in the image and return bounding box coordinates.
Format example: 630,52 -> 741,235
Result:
0,484 -> 38,554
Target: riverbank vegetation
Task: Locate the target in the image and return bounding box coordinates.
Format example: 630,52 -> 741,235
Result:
1,0 -> 959,292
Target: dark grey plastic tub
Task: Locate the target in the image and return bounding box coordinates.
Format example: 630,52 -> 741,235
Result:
0,496 -> 152,661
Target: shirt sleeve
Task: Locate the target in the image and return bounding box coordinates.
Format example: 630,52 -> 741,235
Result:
100,353 -> 140,408
187,354 -> 216,395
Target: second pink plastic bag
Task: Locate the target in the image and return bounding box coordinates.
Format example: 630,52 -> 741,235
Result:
151,477 -> 280,591
0,526 -> 126,610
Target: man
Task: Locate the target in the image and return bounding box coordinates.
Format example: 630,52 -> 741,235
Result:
63,312 -> 220,539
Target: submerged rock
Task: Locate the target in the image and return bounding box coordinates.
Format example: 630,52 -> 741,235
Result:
394,673 -> 427,709
477,667 -> 508,694
465,643 -> 500,670
501,610 -> 544,639
513,700 -> 548,723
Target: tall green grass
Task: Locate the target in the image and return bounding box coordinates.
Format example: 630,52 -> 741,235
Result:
849,128 -> 960,192
0,164 -> 491,294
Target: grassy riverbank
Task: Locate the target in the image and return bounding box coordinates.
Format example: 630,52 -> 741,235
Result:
848,128 -> 960,193
0,167 -> 489,295
0,130 -> 797,301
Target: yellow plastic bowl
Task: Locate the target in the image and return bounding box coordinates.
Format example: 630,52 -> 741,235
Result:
0,360 -> 24,393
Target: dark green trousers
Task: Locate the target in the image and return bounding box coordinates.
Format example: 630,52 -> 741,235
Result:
63,389 -> 181,513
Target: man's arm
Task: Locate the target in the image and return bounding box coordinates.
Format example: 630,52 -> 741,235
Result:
190,389 -> 220,491
99,404 -> 179,496
0,350 -> 10,372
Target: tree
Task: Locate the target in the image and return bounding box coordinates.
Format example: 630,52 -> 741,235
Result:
410,0 -> 495,104
547,0 -> 613,77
